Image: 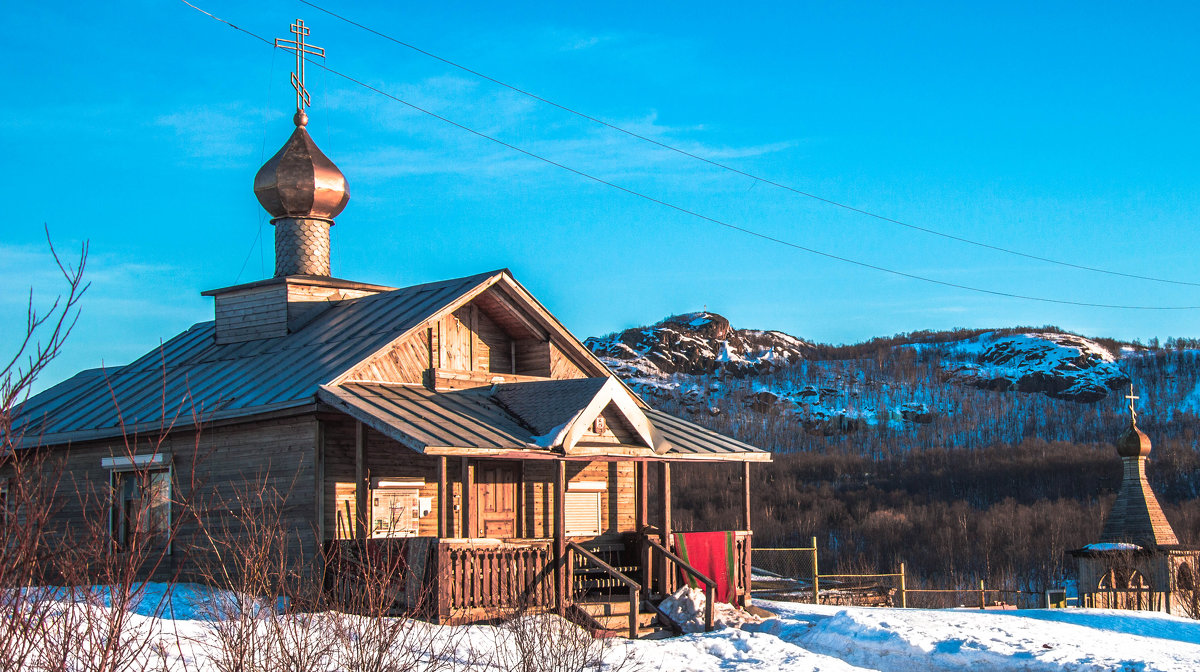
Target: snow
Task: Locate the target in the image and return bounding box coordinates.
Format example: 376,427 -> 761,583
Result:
1082,542 -> 1143,551
528,416 -> 576,448
658,586 -> 763,633
18,585 -> 1200,671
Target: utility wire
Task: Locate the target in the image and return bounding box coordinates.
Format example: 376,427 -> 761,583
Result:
180,2 -> 1200,310
298,0 -> 1200,289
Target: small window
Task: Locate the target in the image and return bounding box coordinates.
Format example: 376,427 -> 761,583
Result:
371,487 -> 420,538
110,468 -> 171,549
335,483 -> 357,540
565,491 -> 602,537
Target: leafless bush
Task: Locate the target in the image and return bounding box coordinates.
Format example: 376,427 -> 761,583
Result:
325,539 -> 466,672
473,599 -> 638,672
0,234 -> 87,669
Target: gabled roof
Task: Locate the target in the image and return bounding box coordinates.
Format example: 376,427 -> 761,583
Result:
15,271 -> 502,444
317,380 -> 768,461
15,268 -> 769,463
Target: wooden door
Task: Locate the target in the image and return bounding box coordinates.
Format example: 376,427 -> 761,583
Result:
475,461 -> 518,538
442,309 -> 474,371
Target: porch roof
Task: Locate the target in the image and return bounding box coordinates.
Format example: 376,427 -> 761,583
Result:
317,381 -> 769,461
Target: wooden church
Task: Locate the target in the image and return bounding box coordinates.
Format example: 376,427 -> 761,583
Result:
1070,392 -> 1199,617
12,21 -> 767,637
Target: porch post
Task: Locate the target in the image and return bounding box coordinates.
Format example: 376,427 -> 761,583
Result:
354,422 -> 368,540
555,458 -> 567,615
660,461 -> 672,594
637,461 -> 650,591
742,461 -> 752,531
437,456 -> 448,537
461,457 -> 472,538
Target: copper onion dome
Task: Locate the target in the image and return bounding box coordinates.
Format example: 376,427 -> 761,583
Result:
1116,422 -> 1152,458
253,111 -> 350,221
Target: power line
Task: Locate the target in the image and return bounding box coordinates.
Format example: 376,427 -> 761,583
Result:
179,2 -> 1200,311
298,0 -> 1200,290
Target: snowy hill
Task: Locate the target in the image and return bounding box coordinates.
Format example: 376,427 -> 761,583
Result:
587,316 -> 1152,443
585,312 -> 813,380
939,332 -> 1129,402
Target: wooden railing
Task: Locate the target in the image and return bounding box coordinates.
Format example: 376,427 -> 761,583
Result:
733,531 -> 752,607
646,537 -> 715,632
436,540 -> 554,619
567,541 -> 641,639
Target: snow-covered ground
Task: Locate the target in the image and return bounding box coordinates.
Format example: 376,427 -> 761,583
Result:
15,585 -> 1200,671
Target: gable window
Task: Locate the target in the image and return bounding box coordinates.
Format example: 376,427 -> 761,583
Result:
104,454 -> 171,549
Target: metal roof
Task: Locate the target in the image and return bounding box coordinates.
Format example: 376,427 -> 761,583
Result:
490,378 -> 609,436
644,408 -> 769,461
318,383 -> 534,452
14,271 -> 502,444
319,381 -> 766,461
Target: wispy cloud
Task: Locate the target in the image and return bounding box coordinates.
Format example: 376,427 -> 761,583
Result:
154,102 -> 282,165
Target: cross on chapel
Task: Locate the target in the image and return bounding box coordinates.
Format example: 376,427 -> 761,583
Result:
275,19 -> 325,113
1126,384 -> 1139,425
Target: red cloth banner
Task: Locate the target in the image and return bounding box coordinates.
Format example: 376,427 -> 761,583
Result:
673,531 -> 736,603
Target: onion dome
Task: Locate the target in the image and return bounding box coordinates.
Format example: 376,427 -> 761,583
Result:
253,110 -> 349,221
1116,422 -> 1152,458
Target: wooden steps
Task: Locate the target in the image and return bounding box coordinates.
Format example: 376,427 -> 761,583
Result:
574,598 -> 669,639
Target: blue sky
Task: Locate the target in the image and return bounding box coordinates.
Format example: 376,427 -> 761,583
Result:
5,1 -> 1200,391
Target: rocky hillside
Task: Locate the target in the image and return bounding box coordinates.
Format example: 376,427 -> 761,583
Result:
585,312 -> 812,379
586,314 -> 1169,448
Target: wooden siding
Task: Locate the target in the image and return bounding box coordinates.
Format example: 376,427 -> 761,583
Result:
322,420 -> 445,539
550,342 -> 587,380
213,284 -> 288,343
515,339 -> 551,378
342,329 -> 431,385
32,415 -> 320,579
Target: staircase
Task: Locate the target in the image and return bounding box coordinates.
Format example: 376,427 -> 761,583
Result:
573,597 -> 674,639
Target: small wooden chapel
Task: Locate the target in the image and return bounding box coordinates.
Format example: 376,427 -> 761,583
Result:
1070,389 -> 1199,617
13,20 -> 767,637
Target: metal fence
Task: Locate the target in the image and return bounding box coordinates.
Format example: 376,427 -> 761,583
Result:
752,539 -> 1044,610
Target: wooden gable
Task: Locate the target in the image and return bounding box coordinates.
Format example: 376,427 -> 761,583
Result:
335,273 -> 608,391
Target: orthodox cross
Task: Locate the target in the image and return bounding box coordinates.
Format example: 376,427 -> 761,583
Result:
1126,384 -> 1139,424
275,19 -> 325,112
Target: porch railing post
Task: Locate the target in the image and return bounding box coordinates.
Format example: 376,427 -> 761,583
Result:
555,459 -> 567,615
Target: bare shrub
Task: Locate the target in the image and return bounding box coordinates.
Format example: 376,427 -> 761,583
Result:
325,539 -> 466,672
473,599 -> 638,672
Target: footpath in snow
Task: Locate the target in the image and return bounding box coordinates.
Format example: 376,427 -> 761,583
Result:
637,600 -> 1200,671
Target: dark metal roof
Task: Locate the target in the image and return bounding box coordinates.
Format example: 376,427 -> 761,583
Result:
318,381 -> 767,461
644,408 -> 769,461
14,271 -> 502,444
490,378 -> 609,436
318,383 -> 534,452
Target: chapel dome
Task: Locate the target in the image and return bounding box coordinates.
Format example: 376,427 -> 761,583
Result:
1116,422 -> 1152,458
253,110 -> 349,221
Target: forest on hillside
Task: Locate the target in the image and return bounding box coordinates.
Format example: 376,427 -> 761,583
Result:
660,344 -> 1200,593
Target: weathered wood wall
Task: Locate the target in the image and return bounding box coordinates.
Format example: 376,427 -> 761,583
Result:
28,414 -> 320,580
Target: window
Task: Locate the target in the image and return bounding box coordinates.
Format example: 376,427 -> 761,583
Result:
371,487 -> 420,538
564,480 -> 606,537
110,468 -> 171,549
565,491 -> 601,536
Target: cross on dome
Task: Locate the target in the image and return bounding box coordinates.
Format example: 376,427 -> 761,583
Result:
1125,384 -> 1139,426
275,19 -> 325,121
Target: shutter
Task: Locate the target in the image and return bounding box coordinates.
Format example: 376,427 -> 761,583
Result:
565,491 -> 601,536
